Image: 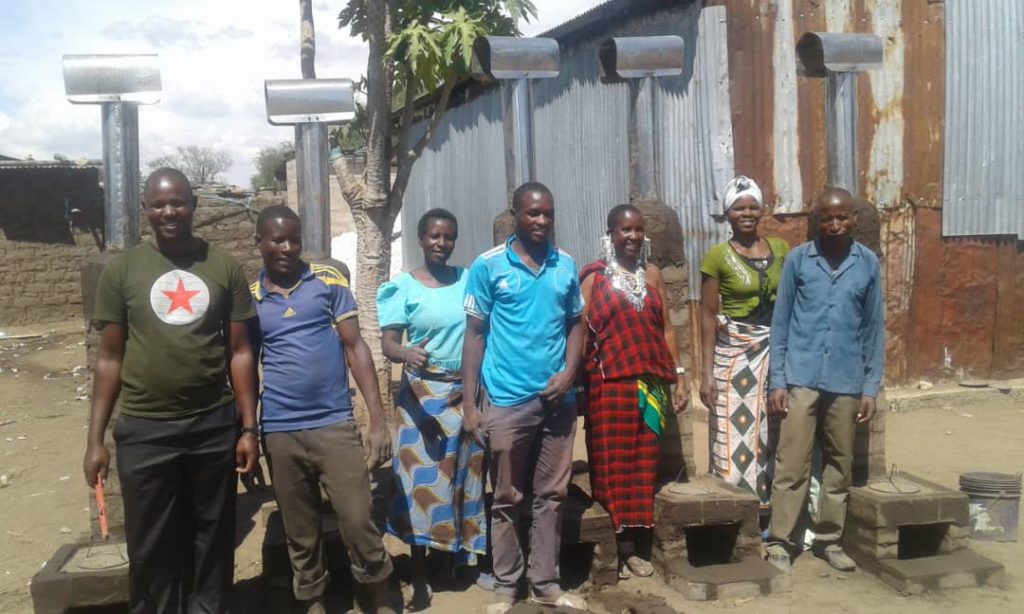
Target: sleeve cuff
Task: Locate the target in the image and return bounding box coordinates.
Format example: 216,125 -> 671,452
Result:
334,310 -> 358,323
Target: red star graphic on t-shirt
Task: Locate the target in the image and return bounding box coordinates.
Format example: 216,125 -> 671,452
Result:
162,277 -> 201,314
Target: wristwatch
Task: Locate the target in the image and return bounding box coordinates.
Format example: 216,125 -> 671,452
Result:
240,427 -> 260,438
675,366 -> 688,376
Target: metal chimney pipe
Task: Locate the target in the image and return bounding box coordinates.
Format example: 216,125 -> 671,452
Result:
472,36 -> 560,199
598,36 -> 685,202
796,32 -> 883,193
295,123 -> 331,258
825,72 -> 858,193
502,77 -> 534,189
628,76 -> 658,201
62,53 -> 161,249
264,77 -> 356,260
100,102 -> 141,249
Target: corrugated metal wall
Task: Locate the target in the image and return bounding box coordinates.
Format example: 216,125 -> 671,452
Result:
942,0 -> 1024,239
402,2 -> 734,299
399,92 -> 507,268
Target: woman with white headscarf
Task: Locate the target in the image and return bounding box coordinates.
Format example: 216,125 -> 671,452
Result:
699,176 -> 789,515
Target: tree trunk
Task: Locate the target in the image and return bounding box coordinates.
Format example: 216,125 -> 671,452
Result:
299,0 -> 316,79
343,0 -> 396,419
351,202 -> 394,422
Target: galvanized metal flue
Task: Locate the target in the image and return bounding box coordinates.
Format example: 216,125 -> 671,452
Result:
62,54 -> 162,250
797,33 -> 883,194
264,78 -> 355,259
472,36 -> 560,198
599,36 -> 685,202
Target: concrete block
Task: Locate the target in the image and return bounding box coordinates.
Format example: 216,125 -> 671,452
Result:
872,550 -> 1004,595
31,541 -> 130,614
658,557 -> 789,601
847,478 -> 970,528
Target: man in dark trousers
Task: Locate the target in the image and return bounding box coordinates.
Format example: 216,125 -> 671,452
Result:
250,205 -> 394,614
462,182 -> 587,614
765,187 -> 884,573
83,168 -> 260,613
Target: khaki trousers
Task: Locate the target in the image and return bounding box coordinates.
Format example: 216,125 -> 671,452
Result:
265,420 -> 392,601
767,387 -> 860,550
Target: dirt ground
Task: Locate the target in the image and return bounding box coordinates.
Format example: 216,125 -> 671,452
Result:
1,320 -> 1022,613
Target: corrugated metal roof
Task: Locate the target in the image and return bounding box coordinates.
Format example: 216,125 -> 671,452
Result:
539,0 -> 697,43
943,0 -> 1024,238
0,159 -> 102,171
402,2 -> 733,300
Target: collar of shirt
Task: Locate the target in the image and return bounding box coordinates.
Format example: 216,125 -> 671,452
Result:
254,262 -> 314,302
806,239 -> 863,280
504,234 -> 558,275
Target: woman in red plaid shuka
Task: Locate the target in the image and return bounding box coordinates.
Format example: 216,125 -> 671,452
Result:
580,204 -> 689,580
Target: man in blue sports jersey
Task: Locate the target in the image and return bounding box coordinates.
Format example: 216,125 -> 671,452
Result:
251,205 -> 394,614
462,182 -> 587,613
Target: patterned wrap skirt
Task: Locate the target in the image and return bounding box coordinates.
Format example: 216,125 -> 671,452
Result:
585,374 -> 661,531
388,370 -> 487,561
709,317 -> 779,509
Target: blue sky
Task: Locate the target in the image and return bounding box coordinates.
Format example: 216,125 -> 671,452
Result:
0,0 -> 603,185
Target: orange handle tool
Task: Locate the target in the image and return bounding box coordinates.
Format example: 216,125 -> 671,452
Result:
95,476 -> 109,540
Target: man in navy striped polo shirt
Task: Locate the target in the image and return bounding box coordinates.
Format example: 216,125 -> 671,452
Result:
251,205 -> 394,614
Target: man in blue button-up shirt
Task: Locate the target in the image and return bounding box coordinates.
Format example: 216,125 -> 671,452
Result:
765,188 -> 883,574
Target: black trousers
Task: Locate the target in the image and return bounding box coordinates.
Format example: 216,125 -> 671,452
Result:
114,403 -> 237,614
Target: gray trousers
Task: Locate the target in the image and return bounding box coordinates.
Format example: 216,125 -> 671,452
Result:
484,393 -> 576,598
767,387 -> 860,550
265,420 -> 392,601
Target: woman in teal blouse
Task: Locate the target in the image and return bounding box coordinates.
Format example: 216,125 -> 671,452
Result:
376,209 -> 485,610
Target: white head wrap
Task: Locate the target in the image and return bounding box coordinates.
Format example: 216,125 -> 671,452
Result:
723,175 -> 764,214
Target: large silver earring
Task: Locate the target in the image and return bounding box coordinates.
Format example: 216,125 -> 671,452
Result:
601,234 -> 614,263
641,237 -> 652,267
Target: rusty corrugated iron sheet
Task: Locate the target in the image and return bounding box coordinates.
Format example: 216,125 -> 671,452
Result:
942,0 -> 1024,238
993,241 -> 1024,378
901,0 -> 944,208
907,209 -> 1000,380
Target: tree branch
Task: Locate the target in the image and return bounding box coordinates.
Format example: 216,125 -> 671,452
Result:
330,155 -> 365,209
390,73 -> 456,210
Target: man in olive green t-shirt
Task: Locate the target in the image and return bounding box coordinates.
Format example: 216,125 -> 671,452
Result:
82,168 -> 260,614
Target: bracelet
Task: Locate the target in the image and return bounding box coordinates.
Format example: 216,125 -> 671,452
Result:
240,427 -> 260,438
675,366 -> 688,376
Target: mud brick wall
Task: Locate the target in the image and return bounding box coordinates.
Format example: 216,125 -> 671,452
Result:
0,166 -> 105,326
0,179 -> 286,328
0,230 -> 104,325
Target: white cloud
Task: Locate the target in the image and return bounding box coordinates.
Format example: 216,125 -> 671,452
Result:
0,0 -> 604,185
